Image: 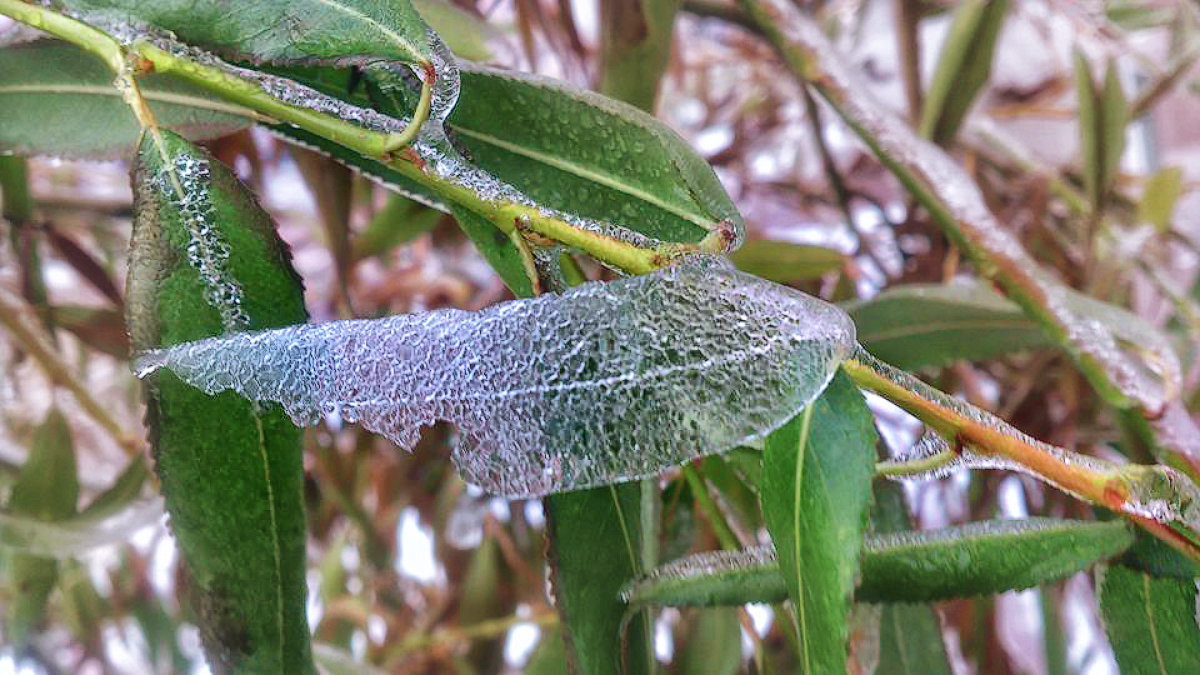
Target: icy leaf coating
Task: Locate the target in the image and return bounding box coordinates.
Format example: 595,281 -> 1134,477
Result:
135,258 -> 855,497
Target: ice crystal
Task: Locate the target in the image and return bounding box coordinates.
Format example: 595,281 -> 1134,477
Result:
135,258 -> 855,497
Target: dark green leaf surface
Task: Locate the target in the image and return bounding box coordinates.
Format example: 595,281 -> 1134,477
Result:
53,0 -> 435,67
546,485 -> 652,675
847,282 -> 1051,370
448,64 -> 741,245
761,372 -> 877,674
729,240 -> 844,284
0,41 -> 253,159
1098,564 -> 1200,674
128,131 -> 312,673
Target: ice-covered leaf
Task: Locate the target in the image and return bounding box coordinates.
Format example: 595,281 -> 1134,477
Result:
761,372 -> 877,674
135,257 -> 855,497
128,131 -> 312,672
623,518 -> 1135,607
0,40 -> 252,159
1098,564 -> 1200,674
846,282 -> 1050,370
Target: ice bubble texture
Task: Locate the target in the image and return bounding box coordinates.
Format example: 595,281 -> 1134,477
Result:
135,257 -> 855,497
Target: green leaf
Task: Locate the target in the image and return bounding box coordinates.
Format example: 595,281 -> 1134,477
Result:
546,485 -> 653,675
729,240 -> 845,284
1098,564 -> 1200,674
449,203 -> 535,297
919,0 -> 1010,145
1100,60 -> 1129,205
761,371 -> 877,674
870,480 -> 952,675
1119,527 -> 1200,580
352,194 -> 443,261
127,131 -> 313,673
677,608 -> 743,675
8,408 -> 79,521
846,282 -> 1051,370
1138,166 -> 1184,232
1075,50 -> 1101,210
624,518 -> 1135,607
5,408 -> 79,647
53,0 -> 436,68
0,40 -> 253,159
860,517 -> 1135,602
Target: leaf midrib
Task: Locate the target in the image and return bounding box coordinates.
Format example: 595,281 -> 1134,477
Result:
792,405 -> 815,674
0,83 -> 256,118
450,125 -> 713,229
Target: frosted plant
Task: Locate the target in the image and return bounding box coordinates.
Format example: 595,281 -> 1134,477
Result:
135,257 -> 856,497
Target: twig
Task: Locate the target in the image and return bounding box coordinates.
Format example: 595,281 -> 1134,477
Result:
0,287 -> 142,456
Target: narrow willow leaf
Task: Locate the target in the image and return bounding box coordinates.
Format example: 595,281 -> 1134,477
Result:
858,517 -> 1135,602
624,518 -> 1136,607
846,282 -> 1050,370
134,257 -> 855,497
730,240 -> 845,284
547,485 -> 652,674
351,194 -> 442,261
870,480 -> 951,675
1098,564 -> 1200,674
448,203 -> 535,297
5,408 -> 79,646
1099,60 -> 1129,206
743,0 -> 1181,420
1138,166 -> 1184,232
0,40 -> 252,159
127,131 -> 312,673
1074,50 -> 1101,211
1119,527 -> 1200,580
761,372 -> 878,674
919,0 -> 1010,145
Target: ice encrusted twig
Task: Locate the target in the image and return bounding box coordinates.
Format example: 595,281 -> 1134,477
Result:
135,257 -> 855,498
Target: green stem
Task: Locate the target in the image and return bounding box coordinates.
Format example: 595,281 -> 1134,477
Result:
876,450 -> 959,479
0,0 -> 123,71
682,464 -> 740,550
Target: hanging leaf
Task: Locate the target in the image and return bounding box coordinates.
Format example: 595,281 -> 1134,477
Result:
546,485 -> 653,675
677,607 -> 743,675
134,259 -> 856,497
760,372 -> 878,674
127,130 -> 313,673
1098,564 -> 1200,674
0,40 -> 253,159
846,282 -> 1050,370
